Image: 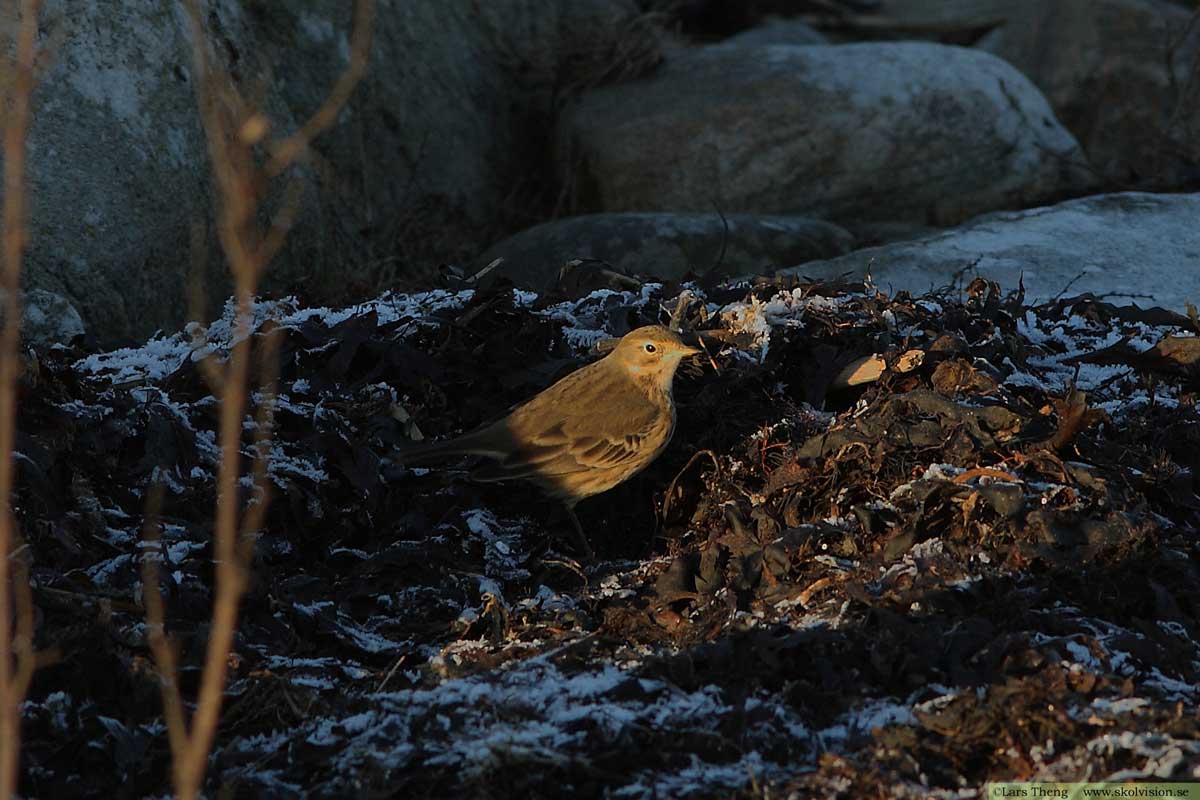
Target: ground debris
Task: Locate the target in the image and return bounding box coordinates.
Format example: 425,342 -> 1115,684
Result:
15,278 -> 1200,797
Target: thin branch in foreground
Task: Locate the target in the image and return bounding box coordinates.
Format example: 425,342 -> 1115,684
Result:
0,1 -> 42,796
143,3 -> 375,798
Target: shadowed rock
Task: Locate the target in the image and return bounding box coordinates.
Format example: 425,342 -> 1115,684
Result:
560,41 -> 1095,226
480,212 -> 854,289
776,191 -> 1200,309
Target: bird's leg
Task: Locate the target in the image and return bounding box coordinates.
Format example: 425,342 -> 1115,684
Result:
562,503 -> 595,562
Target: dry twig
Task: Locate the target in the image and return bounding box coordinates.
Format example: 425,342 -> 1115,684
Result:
138,3 -> 376,798
0,1 -> 42,795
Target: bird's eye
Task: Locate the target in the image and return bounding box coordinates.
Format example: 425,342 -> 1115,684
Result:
644,343 -> 657,353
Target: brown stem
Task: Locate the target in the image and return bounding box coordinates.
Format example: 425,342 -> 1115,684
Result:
139,486 -> 190,764
266,0 -> 376,178
0,0 -> 42,796
146,3 -> 376,797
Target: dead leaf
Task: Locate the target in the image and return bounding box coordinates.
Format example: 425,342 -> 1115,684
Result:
1045,388 -> 1107,451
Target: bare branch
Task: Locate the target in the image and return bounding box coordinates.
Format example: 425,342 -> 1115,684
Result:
0,1 -> 42,795
266,0 -> 376,178
138,485 -> 190,763
147,3 -> 376,796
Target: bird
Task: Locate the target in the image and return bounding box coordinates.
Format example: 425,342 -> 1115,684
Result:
398,325 -> 702,557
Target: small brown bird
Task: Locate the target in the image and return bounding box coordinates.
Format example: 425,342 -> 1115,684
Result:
399,325 -> 701,556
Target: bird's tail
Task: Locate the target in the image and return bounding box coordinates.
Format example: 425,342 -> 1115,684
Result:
395,428 -> 508,465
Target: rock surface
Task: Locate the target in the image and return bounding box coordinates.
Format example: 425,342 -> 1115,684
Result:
21,289 -> 87,347
561,41 -> 1094,226
253,0 -> 654,275
777,192 -> 1200,309
855,0 -> 1200,189
480,212 -> 854,289
976,0 -> 1200,189
23,0 -> 265,344
13,0 -> 651,343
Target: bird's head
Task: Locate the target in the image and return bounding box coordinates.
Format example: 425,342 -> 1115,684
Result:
610,325 -> 702,386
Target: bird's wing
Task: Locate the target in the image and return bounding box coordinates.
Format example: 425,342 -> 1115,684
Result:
473,423 -> 660,483
571,432 -> 654,469
473,369 -> 667,483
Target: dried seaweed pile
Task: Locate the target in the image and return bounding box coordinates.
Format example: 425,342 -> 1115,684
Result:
13,276 -> 1200,797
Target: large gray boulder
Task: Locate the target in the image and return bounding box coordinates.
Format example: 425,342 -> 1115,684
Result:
254,0 -> 652,270
480,212 -> 854,289
975,0 -> 1200,189
16,0 -> 651,343
850,0 -> 1200,189
25,1 -> 260,344
559,41 -> 1094,226
776,192 -> 1200,310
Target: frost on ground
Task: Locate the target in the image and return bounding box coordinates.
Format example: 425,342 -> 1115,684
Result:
15,275 -> 1200,797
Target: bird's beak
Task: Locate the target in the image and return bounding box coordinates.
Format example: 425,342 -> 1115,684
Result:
681,344 -> 703,358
